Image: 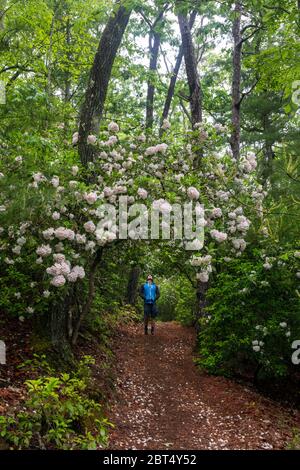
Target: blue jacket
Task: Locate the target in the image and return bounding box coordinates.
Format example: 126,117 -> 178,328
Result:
140,282 -> 160,304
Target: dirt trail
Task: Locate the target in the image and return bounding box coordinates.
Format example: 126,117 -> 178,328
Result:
107,322 -> 300,450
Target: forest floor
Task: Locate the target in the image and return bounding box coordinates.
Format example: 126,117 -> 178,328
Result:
107,321 -> 300,450
1,318 -> 300,450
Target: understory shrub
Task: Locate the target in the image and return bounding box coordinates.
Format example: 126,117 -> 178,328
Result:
0,357 -> 112,449
197,248 -> 300,381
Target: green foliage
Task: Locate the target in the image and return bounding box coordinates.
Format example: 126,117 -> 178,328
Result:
197,249 -> 300,380
157,276 -> 196,325
174,281 -> 196,326
18,354 -> 55,376
116,304 -> 141,323
0,357 -> 113,450
286,428 -> 300,450
156,278 -> 178,321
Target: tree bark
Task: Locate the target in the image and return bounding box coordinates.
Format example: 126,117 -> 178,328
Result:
34,290 -> 75,364
260,112 -> 275,185
45,4 -> 58,129
64,18 -> 72,103
63,17 -> 72,134
71,248 -> 103,346
145,11 -> 165,130
0,0 -> 6,31
49,297 -> 73,361
178,12 -> 202,128
160,11 -> 197,137
145,31 -> 161,129
126,265 -> 141,305
46,1 -> 60,102
78,3 -> 131,165
230,1 -> 242,162
195,279 -> 209,332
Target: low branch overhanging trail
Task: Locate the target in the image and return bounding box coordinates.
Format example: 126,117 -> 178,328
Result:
78,2 -> 132,166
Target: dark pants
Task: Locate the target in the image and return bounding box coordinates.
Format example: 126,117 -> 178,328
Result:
144,302 -> 158,318
144,303 -> 157,329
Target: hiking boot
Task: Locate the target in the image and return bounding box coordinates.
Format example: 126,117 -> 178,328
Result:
151,326 -> 155,335
144,326 -> 148,335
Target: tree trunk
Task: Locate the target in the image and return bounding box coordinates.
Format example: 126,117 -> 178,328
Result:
45,4 -> 58,130
49,297 -> 73,362
260,112 -> 275,186
46,1 -> 59,102
145,30 -> 161,129
145,11 -> 165,130
63,17 -> 72,134
78,3 -> 131,165
160,10 -> 197,137
177,12 -> 202,128
71,248 -> 103,346
230,1 -> 242,162
126,266 -> 141,305
64,18 -> 71,101
195,280 -> 209,332
34,291 -> 75,365
0,0 -> 6,31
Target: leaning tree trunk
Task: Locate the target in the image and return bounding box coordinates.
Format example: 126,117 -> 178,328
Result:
178,12 -> 202,128
145,10 -> 165,130
159,10 -> 197,137
126,265 -> 141,305
178,11 -> 203,168
230,1 -> 242,162
178,8 -> 206,317
145,30 -> 161,130
0,0 -> 7,31
78,2 -> 131,165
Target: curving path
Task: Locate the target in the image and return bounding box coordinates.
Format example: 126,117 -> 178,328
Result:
107,322 -> 300,450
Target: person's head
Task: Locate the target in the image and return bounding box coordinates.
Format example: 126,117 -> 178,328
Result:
147,274 -> 153,283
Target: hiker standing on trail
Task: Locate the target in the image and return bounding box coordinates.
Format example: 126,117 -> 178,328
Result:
139,275 -> 160,335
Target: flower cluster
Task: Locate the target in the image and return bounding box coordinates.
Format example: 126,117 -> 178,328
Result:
46,254 -> 85,287
210,229 -> 227,243
145,143 -> 168,156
